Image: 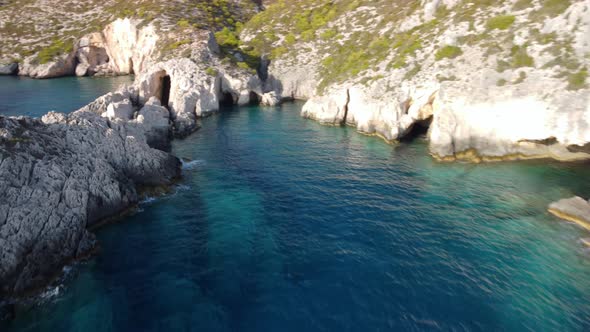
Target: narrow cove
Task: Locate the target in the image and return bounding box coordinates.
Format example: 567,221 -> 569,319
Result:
2,90 -> 590,330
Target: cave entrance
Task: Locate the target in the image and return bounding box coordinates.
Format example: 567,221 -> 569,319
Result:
248,91 -> 261,105
219,91 -> 235,107
160,75 -> 171,108
128,58 -> 135,75
400,117 -> 433,142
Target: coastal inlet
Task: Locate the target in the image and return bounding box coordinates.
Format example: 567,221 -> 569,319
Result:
3,99 -> 590,331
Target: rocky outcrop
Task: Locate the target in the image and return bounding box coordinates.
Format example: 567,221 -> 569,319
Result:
0,62 -> 18,75
135,31 -> 263,137
75,18 -> 158,77
0,108 -> 180,297
302,84 -> 436,141
260,91 -> 280,106
18,53 -> 76,79
429,81 -> 590,162
13,18 -> 158,79
548,197 -> 590,231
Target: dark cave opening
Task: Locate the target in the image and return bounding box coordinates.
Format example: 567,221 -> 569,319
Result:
219,91 -> 235,107
400,117 -> 433,142
161,75 -> 171,108
249,91 -> 261,105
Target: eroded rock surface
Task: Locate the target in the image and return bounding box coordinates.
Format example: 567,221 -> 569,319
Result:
0,109 -> 180,296
549,197 -> 590,231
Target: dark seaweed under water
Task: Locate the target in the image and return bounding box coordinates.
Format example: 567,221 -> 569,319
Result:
2,84 -> 590,331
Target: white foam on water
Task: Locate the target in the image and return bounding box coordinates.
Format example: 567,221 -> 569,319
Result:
181,159 -> 206,170
140,197 -> 158,205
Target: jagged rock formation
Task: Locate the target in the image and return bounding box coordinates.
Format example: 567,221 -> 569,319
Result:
74,19 -> 158,77
14,18 -> 158,79
0,104 -> 180,297
549,197 -> 590,231
135,30 -> 264,136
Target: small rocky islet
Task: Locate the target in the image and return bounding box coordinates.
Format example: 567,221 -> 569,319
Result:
0,0 -> 590,323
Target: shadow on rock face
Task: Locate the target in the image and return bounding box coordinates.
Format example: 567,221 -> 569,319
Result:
0,302 -> 15,322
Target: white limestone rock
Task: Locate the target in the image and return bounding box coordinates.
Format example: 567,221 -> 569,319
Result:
18,53 -> 76,79
135,97 -> 171,149
428,81 -> 590,162
549,197 -> 590,231
261,91 -> 280,106
104,99 -> 134,120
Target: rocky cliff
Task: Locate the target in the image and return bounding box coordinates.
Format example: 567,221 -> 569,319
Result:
240,0 -> 590,162
0,97 -> 181,296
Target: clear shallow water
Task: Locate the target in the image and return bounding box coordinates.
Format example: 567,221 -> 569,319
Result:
3,102 -> 590,331
0,75 -> 133,117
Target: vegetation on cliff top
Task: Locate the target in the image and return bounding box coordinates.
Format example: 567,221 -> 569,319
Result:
233,0 -> 581,93
0,0 -> 261,63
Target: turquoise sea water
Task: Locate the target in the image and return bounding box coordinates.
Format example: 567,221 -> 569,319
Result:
0,75 -> 133,117
2,79 -> 590,330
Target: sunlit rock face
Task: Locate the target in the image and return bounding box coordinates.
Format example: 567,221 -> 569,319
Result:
549,197 -> 590,231
429,82 -> 590,162
248,0 -> 590,162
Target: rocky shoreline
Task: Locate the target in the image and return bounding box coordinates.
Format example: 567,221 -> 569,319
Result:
0,108 -> 181,297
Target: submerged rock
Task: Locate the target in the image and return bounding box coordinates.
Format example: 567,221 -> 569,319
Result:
0,110 -> 180,297
548,197 -> 590,231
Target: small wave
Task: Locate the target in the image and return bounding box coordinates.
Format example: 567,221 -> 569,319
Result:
182,159 -> 206,170
141,196 -> 158,205
39,285 -> 62,301
175,184 -> 191,192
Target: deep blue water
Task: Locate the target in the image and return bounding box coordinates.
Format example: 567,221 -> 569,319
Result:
0,75 -> 133,117
2,85 -> 590,330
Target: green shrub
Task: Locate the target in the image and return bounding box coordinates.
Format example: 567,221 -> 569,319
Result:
37,39 -> 73,64
166,39 -> 190,51
486,15 -> 515,30
510,45 -> 534,68
567,68 -> 588,90
513,71 -> 527,84
435,45 -> 463,60
320,28 -> 337,40
513,0 -> 532,10
532,0 -> 572,18
403,65 -> 421,80
497,78 -> 508,86
215,27 -> 239,48
205,67 -> 218,77
284,33 -> 297,45
237,62 -> 250,70
270,46 -> 288,59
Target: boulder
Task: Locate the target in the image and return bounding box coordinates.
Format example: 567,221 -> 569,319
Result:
136,97 -> 171,149
261,91 -> 280,106
75,63 -> 89,77
548,197 -> 590,231
104,99 -> 134,120
18,53 -> 76,79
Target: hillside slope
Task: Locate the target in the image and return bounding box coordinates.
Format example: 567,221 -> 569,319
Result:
238,0 -> 590,162
0,0 -> 261,76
